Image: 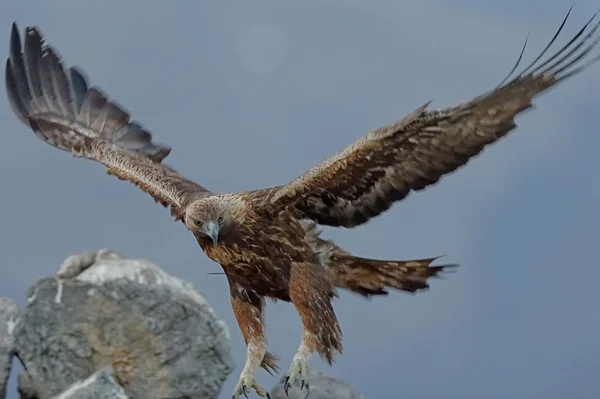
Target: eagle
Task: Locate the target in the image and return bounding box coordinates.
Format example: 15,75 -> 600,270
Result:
5,8 -> 600,399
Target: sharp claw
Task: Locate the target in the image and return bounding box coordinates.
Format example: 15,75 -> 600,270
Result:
303,383 -> 310,399
284,376 -> 291,396
232,375 -> 267,399
284,359 -> 310,397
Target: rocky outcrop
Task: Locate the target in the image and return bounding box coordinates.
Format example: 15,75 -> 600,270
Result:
49,366 -> 127,399
12,249 -> 234,399
270,368 -> 367,399
3,249 -> 366,399
17,371 -> 38,399
0,297 -> 20,399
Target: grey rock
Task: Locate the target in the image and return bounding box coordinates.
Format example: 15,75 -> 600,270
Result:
0,297 -> 20,399
55,249 -> 122,279
18,371 -> 39,399
270,368 -> 367,399
15,250 -> 234,399
50,366 -> 128,399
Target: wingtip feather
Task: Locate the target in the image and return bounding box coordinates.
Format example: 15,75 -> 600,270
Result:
10,22 -> 20,55
6,22 -> 174,164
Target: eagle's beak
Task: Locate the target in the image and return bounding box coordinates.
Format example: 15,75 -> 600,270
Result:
206,221 -> 219,245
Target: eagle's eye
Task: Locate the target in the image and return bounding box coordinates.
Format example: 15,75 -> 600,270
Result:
195,220 -> 202,226
217,215 -> 224,223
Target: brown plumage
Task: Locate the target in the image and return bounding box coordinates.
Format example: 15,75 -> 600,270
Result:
5,9 -> 600,398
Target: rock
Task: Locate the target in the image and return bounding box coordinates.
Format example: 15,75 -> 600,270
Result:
14,249 -> 234,399
0,297 -> 20,399
50,366 -> 128,399
18,371 -> 39,399
270,368 -> 367,399
55,249 -> 121,279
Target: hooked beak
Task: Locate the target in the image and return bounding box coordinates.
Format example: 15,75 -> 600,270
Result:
205,221 -> 220,245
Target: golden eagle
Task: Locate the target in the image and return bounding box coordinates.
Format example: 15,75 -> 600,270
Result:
5,8 -> 600,399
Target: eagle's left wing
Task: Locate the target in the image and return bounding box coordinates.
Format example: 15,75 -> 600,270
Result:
270,9 -> 600,228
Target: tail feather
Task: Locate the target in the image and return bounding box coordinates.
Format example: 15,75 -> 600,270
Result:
5,22 -> 171,162
330,254 -> 458,297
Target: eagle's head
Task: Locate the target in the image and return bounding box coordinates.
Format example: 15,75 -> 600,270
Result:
184,195 -> 244,245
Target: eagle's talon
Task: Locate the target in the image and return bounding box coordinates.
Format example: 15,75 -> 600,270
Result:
302,383 -> 310,399
284,359 -> 309,396
232,375 -> 267,399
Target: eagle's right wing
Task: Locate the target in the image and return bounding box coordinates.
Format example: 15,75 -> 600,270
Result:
5,23 -> 213,219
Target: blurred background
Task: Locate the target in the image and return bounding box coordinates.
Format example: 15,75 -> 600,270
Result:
0,1 -> 598,398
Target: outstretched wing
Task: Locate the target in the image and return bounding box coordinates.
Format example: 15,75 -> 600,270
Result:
5,23 -> 213,219
270,9 -> 600,228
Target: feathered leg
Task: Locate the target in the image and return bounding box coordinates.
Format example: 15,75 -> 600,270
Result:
229,279 -> 279,399
285,262 -> 343,396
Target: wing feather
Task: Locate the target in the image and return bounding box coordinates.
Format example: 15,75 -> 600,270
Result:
270,9 -> 600,227
6,23 -> 213,218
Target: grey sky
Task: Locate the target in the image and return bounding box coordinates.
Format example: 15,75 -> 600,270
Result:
1,1 -> 599,398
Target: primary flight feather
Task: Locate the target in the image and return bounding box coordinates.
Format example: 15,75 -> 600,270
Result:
6,8 -> 600,398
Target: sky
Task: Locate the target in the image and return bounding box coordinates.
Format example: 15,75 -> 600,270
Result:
0,1 -> 599,398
